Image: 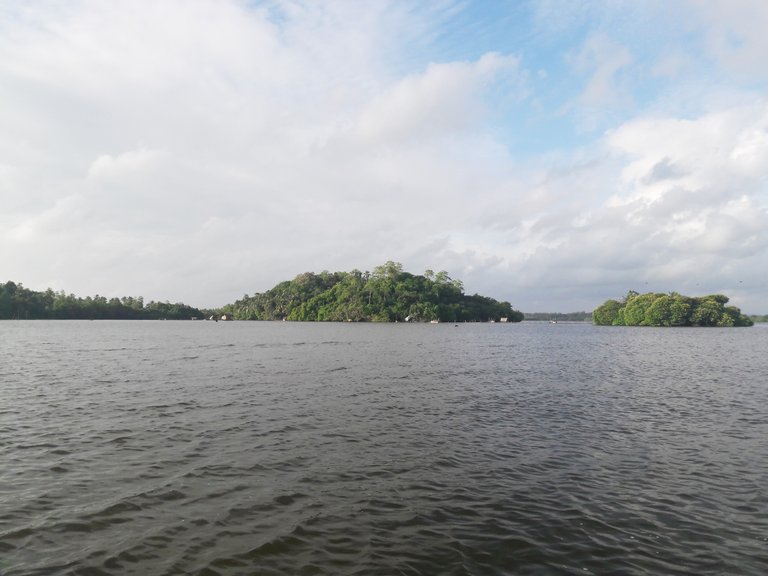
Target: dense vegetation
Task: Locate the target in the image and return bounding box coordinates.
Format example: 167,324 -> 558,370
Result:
221,262 -> 523,322
749,315 -> 768,323
0,281 -> 204,320
593,291 -> 753,327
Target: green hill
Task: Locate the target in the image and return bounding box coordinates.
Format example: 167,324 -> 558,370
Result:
222,261 -> 523,323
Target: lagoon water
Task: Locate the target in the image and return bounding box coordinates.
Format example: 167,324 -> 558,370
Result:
1,320 -> 767,575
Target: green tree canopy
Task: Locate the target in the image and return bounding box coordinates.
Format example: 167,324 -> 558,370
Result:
0,281 -> 204,320
592,291 -> 753,327
223,263 -> 524,323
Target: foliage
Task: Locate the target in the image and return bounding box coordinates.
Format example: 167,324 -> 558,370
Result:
0,281 -> 204,320
593,291 -> 753,327
591,300 -> 622,326
222,261 -> 523,323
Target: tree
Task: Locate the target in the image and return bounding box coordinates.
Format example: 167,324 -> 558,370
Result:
691,298 -> 725,326
622,292 -> 659,326
592,299 -> 621,326
645,295 -> 673,326
668,293 -> 692,326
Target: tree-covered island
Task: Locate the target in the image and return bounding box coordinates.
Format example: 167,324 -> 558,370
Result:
593,291 -> 753,327
221,261 -> 523,323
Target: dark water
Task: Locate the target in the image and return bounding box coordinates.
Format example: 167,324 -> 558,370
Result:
1,321 -> 767,575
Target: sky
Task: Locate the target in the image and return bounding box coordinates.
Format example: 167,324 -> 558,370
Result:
1,0 -> 767,313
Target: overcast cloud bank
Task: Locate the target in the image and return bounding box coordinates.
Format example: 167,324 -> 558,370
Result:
1,0 -> 766,312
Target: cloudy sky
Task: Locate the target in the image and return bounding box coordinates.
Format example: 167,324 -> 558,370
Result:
2,0 -> 767,312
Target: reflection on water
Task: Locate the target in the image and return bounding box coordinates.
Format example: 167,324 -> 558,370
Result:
1,321 -> 767,575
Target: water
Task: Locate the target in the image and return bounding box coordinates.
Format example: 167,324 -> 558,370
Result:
1,320 -> 767,575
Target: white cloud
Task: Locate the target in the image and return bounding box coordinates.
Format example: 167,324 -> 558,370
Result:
355,53 -> 520,144
560,33 -> 635,133
571,34 -> 633,109
607,102 -> 768,203
687,0 -> 768,82
434,97 -> 768,311
529,102 -> 768,307
0,0 -> 767,313
86,148 -> 166,184
650,51 -> 692,79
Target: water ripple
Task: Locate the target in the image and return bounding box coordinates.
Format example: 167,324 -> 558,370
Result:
1,321 -> 767,575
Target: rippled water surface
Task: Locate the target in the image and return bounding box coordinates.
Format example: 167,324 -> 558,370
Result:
1,320 -> 767,575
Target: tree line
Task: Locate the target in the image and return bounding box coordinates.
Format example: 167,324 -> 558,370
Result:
593,291 -> 753,327
0,281 -> 204,320
221,261 -> 523,323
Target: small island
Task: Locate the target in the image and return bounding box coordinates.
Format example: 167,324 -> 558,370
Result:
593,291 -> 753,327
221,261 -> 523,323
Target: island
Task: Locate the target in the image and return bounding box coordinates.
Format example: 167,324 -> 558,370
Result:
592,291 -> 753,327
221,262 -> 523,323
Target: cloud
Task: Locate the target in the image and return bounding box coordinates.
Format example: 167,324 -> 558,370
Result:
641,158 -> 686,185
0,0 -> 766,313
0,1 -> 528,304
650,51 -> 692,80
436,97 -> 768,311
86,148 -> 166,184
355,52 -> 521,144
572,34 -> 633,108
523,101 -> 768,305
687,0 -> 768,82
607,102 -> 768,203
